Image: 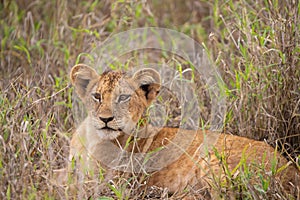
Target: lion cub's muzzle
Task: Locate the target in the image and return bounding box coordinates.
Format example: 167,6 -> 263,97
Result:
99,116 -> 121,131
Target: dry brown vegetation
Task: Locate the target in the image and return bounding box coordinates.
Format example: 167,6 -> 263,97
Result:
0,0 -> 299,199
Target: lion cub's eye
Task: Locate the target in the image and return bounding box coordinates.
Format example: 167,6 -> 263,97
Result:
117,94 -> 131,103
92,92 -> 102,103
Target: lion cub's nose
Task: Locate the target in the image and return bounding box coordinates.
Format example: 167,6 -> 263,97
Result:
99,116 -> 114,123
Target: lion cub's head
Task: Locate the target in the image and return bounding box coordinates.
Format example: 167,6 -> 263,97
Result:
70,64 -> 161,140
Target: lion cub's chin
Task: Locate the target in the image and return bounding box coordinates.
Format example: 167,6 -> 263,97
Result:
95,128 -> 122,140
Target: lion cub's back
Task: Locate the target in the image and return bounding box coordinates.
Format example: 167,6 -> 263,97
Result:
147,128 -> 299,193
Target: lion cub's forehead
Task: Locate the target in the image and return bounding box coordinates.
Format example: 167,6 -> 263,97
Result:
96,70 -> 127,94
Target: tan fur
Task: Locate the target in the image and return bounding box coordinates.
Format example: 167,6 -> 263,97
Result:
63,64 -> 299,196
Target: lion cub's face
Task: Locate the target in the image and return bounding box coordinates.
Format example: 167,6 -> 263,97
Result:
70,64 -> 161,140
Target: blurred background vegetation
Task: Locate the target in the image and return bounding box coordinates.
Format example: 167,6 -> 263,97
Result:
0,0 -> 299,199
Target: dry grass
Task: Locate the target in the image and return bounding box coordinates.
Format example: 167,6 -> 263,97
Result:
0,0 -> 299,199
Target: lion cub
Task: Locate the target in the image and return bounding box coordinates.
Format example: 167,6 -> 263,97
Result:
64,64 -> 299,197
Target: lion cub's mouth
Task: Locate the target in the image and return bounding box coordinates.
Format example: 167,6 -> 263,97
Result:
99,126 -> 122,132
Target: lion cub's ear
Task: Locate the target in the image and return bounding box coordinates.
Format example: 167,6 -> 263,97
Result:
132,68 -> 161,104
70,64 -> 99,99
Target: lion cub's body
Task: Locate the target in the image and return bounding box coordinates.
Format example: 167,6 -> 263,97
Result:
65,64 -> 299,197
